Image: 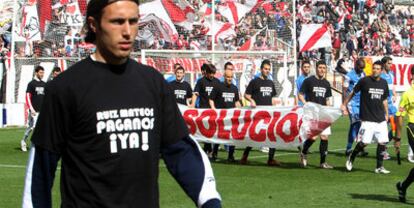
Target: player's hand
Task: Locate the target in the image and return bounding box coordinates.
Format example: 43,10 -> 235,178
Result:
385,116 -> 389,122
392,96 -> 396,103
250,100 -> 256,108
31,111 -> 37,117
340,104 -> 348,115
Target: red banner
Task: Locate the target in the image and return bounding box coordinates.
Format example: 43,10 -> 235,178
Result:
179,103 -> 342,148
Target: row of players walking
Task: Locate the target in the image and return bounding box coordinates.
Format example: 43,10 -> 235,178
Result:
22,58 -> 414,203
167,57 -> 414,203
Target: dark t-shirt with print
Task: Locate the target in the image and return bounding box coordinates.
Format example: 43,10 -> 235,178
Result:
194,77 -> 220,108
31,57 -> 189,208
26,79 -> 46,111
210,82 -> 240,109
168,80 -> 192,105
299,75 -> 332,106
354,76 -> 389,122
245,77 -> 276,106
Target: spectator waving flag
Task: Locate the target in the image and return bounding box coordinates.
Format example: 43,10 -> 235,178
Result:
299,24 -> 332,52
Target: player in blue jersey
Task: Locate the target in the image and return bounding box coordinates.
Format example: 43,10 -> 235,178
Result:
381,56 -> 398,160
343,58 -> 367,156
295,60 -> 311,106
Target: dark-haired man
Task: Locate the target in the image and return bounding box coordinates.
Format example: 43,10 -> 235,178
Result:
22,1 -> 221,207
209,68 -> 241,162
169,66 -> 192,105
240,59 -> 280,166
299,60 -> 333,169
191,63 -> 221,158
49,66 -> 61,81
294,60 -> 311,107
20,66 -> 45,152
380,56 -> 397,160
343,58 -> 368,156
343,60 -> 390,174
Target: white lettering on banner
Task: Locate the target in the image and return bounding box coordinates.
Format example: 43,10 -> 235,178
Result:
178,103 -> 342,148
96,108 -> 155,153
365,57 -> 414,92
260,87 -> 273,96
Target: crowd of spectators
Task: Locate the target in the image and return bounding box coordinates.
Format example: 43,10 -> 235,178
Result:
139,0 -> 293,52
296,0 -> 414,72
8,0 -> 414,64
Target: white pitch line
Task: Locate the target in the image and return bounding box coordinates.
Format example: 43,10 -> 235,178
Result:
0,144 -> 408,168
248,144 -> 409,159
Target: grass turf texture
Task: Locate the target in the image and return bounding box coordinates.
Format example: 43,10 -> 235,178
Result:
1,117 -> 413,207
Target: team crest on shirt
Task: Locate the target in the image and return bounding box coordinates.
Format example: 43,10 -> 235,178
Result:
95,108 -> 155,153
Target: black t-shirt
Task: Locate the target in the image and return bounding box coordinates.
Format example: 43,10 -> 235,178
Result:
299,75 -> 332,105
168,80 -> 192,105
210,82 -> 240,109
245,77 -> 276,106
194,77 -> 220,108
31,57 -> 189,208
26,79 -> 46,111
354,76 -> 389,122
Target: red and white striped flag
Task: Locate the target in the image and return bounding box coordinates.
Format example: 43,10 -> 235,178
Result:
218,2 -> 250,25
161,0 -> 196,30
139,0 -> 178,38
238,27 -> 267,51
299,24 -> 332,52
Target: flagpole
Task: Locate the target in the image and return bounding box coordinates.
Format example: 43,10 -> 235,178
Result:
6,0 -> 19,104
292,0 -> 298,82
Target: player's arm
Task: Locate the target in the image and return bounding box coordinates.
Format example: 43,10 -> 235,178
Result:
190,81 -> 202,108
383,99 -> 389,122
23,82 -> 68,208
244,94 -> 256,108
186,84 -> 193,106
298,92 -> 307,105
162,137 -> 221,208
298,78 -> 308,105
190,94 -> 198,108
392,85 -> 397,103
209,99 -> 216,109
396,93 -> 408,139
26,83 -> 36,113
22,146 -> 60,208
160,77 -> 221,208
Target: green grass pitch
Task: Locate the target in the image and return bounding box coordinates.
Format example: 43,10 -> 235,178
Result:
1,117 -> 413,207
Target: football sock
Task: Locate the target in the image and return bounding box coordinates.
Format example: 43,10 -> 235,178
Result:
268,148 -> 276,161
302,139 -> 315,155
376,144 -> 385,168
402,168 -> 414,190
320,140 -> 328,164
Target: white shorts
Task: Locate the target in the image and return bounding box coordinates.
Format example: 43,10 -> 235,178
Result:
357,121 -> 389,144
320,127 -> 331,136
